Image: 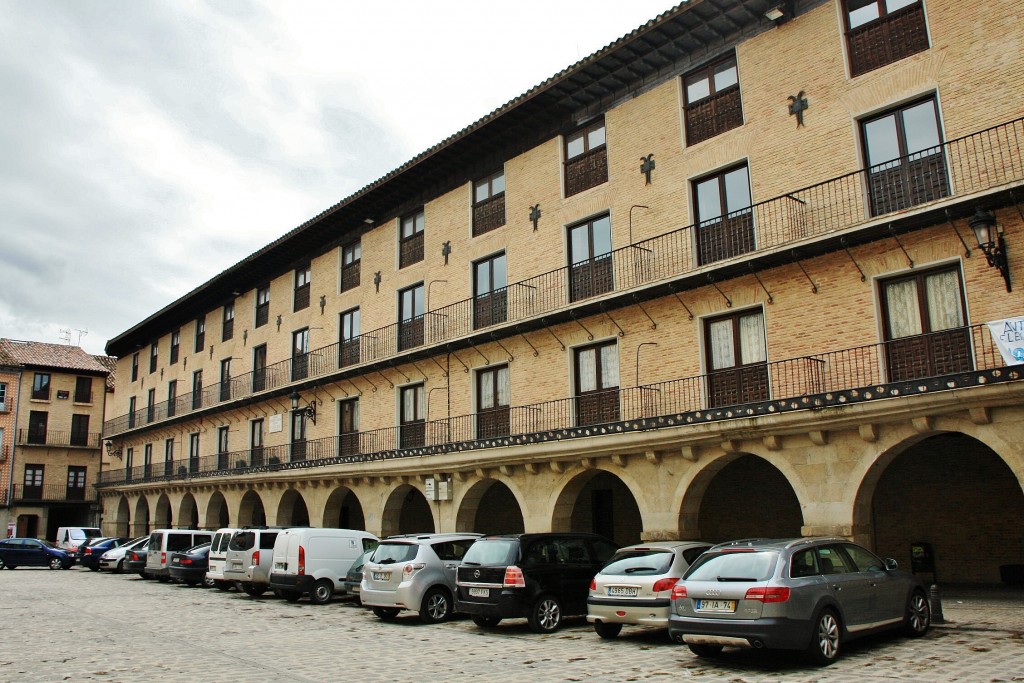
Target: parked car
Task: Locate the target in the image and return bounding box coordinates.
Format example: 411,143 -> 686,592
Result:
124,539 -> 150,577
224,527 -> 287,596
54,527 -> 102,556
168,542 -> 213,586
98,536 -> 148,573
77,537 -> 131,571
0,538 -> 73,570
145,529 -> 213,582
587,541 -> 712,638
207,527 -> 241,590
667,538 -> 930,665
455,532 -> 618,632
362,533 -> 481,623
342,548 -> 375,603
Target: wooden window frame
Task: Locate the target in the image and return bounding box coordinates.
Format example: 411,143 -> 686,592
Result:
473,252 -> 508,329
338,398 -> 359,456
32,372 -> 51,400
573,340 -> 620,426
341,240 -> 361,292
563,119 -> 608,197
222,302 -> 235,342
703,308 -> 769,408
340,308 -> 360,368
292,328 -> 310,381
693,162 -> 755,265
194,315 -> 206,353
567,214 -> 614,303
398,283 -> 425,351
399,209 -> 425,269
476,364 -> 510,439
149,343 -> 158,374
255,285 -> 270,328
683,53 -> 743,146
74,376 -> 92,403
472,169 -> 506,236
399,383 -> 426,449
844,0 -> 929,77
294,265 -> 311,312
169,330 -> 180,365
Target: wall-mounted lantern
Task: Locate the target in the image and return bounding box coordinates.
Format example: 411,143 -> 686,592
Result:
969,208 -> 1012,292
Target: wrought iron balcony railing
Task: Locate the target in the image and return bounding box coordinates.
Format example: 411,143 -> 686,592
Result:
12,484 -> 96,503
103,116 -> 1024,438
97,322 -> 1018,486
17,429 -> 102,448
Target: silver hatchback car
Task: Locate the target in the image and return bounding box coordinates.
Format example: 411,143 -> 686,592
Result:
667,538 -> 930,665
587,541 -> 711,638
361,533 -> 480,623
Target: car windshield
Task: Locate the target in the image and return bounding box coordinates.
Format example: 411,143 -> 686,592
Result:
600,549 -> 674,576
371,543 -> 418,564
38,540 -> 59,549
229,532 -> 256,551
460,539 -> 517,566
685,550 -> 779,582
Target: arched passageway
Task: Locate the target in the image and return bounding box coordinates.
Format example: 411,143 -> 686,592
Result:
382,485 -> 434,537
114,496 -> 131,537
133,497 -> 151,536
323,487 -> 366,530
153,494 -> 172,529
456,480 -> 525,535
238,490 -> 267,527
179,493 -> 199,529
277,489 -> 310,527
554,470 -> 642,546
205,491 -> 230,529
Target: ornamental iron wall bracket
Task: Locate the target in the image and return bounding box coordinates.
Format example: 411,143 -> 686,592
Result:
529,204 -> 541,230
788,91 -> 808,127
640,154 -> 655,184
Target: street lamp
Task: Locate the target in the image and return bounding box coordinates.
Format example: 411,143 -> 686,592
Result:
104,440 -> 122,459
968,208 -> 1012,292
289,391 -> 317,425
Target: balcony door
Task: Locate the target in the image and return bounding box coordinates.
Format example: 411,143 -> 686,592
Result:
881,266 -> 970,382
574,341 -> 620,426
70,414 -> 89,447
400,384 -> 425,449
23,465 -> 44,500
252,345 -> 267,392
251,419 -> 265,467
292,328 -> 310,381
66,466 -> 87,501
705,309 -> 769,408
694,164 -> 754,265
568,215 -> 613,302
477,365 -> 510,439
290,411 -> 307,462
340,309 -> 360,367
474,253 -> 507,329
27,411 -> 48,444
398,284 -> 424,351
339,399 -> 359,456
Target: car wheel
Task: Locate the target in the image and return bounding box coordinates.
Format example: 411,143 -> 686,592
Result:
282,590 -> 303,603
311,579 -> 335,605
372,607 -> 400,620
114,560 -> 124,574
48,557 -> 64,570
805,608 -> 841,666
0,557 -> 6,570
138,572 -> 148,579
240,582 -> 267,596
419,588 -> 452,624
471,615 -> 502,628
202,576 -> 217,588
687,644 -> 723,658
594,621 -> 622,639
527,595 -> 562,633
89,565 -> 101,572
903,590 -> 931,637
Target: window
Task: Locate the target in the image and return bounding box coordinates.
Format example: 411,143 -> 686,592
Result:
399,209 -> 425,268
66,466 -> 87,500
74,376 -> 92,403
568,215 -> 613,302
292,328 -> 310,381
290,410 -> 307,462
145,442 -> 155,478
564,119 -> 607,197
842,543 -> 885,572
862,96 -> 947,216
693,163 -> 754,265
474,252 -> 507,329
399,384 -> 426,448
32,372 -> 50,400
223,302 -> 235,341
149,342 -> 158,373
251,419 -> 265,467
70,414 -> 89,447
23,465 -> 44,498
170,330 -> 180,364
162,439 -> 172,476
192,370 -> 203,410
341,241 -> 361,292
844,0 -> 928,77
27,411 -> 48,444
255,285 -> 270,328
0,382 -> 6,412
473,169 -> 506,236
339,398 -> 359,457
880,265 -> 970,382
704,308 -> 768,408
575,341 -> 620,426
684,54 -> 743,145
220,358 -> 232,401
252,344 -> 267,392
194,315 -> 206,353
294,265 -> 311,312
166,380 -> 178,418
131,353 -> 139,382
398,283 -> 425,351
340,308 -> 360,367
146,388 -> 155,423
189,433 -> 200,473
128,396 -> 136,428
217,426 -> 229,470
125,447 -> 134,481
477,365 -> 510,439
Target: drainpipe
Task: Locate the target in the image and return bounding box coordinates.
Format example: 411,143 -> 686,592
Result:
6,367 -> 23,537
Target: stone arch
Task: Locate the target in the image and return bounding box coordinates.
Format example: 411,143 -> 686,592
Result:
678,453 -> 803,542
238,490 -> 267,527
455,479 -> 526,534
323,487 -> 366,530
551,469 -> 643,546
114,496 -> 131,537
178,493 -> 199,529
205,491 -> 230,530
133,496 -> 151,536
276,489 -> 311,527
153,493 -> 173,529
381,484 -> 435,537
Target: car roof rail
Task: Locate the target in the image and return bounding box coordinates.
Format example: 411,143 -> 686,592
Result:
710,538 -> 772,549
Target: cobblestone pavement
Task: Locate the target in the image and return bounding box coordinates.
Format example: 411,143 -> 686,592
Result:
1,568 -> 1022,683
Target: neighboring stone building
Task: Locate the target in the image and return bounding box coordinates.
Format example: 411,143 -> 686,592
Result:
0,340 -> 113,539
100,0 -> 1023,584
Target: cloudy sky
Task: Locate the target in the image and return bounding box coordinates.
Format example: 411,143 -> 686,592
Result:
0,0 -> 674,355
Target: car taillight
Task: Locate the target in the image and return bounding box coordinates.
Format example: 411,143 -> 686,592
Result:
744,586 -> 791,603
130,552 -> 138,561
84,548 -> 93,555
652,577 -> 680,593
253,550 -> 260,566
180,558 -> 193,565
298,546 -> 305,575
589,578 -> 596,590
670,584 -> 687,601
161,552 -> 166,564
503,566 -> 526,588
403,562 -> 426,577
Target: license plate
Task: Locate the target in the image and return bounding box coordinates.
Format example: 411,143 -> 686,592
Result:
695,599 -> 737,612
232,560 -> 242,567
372,571 -> 391,581
468,587 -> 489,598
607,586 -> 639,597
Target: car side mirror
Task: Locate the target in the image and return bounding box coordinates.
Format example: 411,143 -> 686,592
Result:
884,557 -> 899,571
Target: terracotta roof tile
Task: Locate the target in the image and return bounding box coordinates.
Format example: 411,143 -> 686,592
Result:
93,354 -> 118,390
0,339 -> 111,375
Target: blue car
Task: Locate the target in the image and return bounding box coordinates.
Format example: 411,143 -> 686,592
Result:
0,538 -> 73,570
76,537 -> 131,571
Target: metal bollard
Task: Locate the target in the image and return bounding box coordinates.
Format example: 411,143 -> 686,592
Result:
929,584 -> 945,624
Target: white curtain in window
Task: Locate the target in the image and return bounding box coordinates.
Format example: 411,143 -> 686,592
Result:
497,366 -> 510,406
740,313 -> 767,364
925,271 -> 964,331
578,348 -> 597,392
600,344 -> 619,388
403,389 -> 416,422
480,373 -> 494,409
885,279 -> 922,338
709,319 -> 735,370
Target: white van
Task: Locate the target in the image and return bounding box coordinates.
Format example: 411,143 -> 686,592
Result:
55,527 -> 102,555
269,528 -> 378,604
145,529 -> 213,582
207,527 -> 241,590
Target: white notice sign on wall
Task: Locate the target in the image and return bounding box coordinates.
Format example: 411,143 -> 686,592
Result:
269,414 -> 283,433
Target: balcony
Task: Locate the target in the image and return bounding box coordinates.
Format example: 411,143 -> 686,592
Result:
102,116 -> 1024,439
12,483 -> 96,503
97,322 -> 1020,487
564,146 -> 608,197
847,2 -> 929,78
17,429 -> 102,448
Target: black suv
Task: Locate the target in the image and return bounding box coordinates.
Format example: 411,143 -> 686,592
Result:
455,533 -> 618,632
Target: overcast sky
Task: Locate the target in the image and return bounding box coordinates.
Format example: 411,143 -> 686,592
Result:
0,1 -> 675,356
